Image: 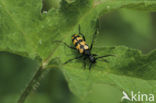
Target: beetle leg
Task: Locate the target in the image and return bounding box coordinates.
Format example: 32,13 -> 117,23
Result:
90,28 -> 97,51
83,56 -> 87,69
64,55 -> 83,64
89,63 -> 92,71
55,40 -> 76,50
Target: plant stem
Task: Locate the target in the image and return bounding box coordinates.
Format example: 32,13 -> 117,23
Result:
17,66 -> 45,103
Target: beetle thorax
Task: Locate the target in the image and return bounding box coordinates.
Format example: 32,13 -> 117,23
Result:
89,55 -> 96,63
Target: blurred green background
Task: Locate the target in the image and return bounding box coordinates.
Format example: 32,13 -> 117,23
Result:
0,9 -> 156,103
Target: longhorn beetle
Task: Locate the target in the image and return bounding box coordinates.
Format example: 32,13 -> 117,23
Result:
60,23 -> 114,70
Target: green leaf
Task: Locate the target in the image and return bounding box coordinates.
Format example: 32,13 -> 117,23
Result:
0,0 -> 156,61
62,46 -> 156,103
0,0 -> 156,103
0,0 -> 92,61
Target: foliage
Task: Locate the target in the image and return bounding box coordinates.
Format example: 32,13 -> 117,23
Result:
0,0 -> 156,103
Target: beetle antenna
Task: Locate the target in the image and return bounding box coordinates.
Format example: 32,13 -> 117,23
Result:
79,24 -> 81,34
96,54 -> 114,59
96,18 -> 100,30
98,59 -> 109,63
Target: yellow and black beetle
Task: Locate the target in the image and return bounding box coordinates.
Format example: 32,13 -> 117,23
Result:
61,23 -> 114,70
